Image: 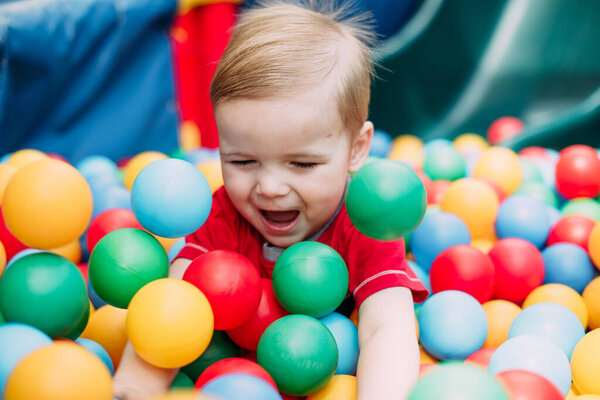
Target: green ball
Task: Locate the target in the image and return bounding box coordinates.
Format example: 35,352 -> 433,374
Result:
88,228 -> 169,308
515,181 -> 558,207
423,145 -> 466,181
0,309 -> 4,325
181,330 -> 240,381
519,158 -> 544,183
346,159 -> 427,240
408,363 -> 509,400
0,253 -> 89,339
257,314 -> 338,396
272,242 -> 348,318
170,371 -> 194,389
561,198 -> 600,221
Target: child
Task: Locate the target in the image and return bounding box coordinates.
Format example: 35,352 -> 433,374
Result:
114,1 -> 428,399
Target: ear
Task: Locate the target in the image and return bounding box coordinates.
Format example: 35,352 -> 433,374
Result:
348,121 -> 374,173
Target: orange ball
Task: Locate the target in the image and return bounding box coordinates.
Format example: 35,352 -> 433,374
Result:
179,121 -> 202,151
306,375 -> 356,400
583,277 -> 600,330
0,163 -> 18,205
482,300 -> 521,348
148,390 -> 216,400
0,240 -> 5,277
5,341 -> 112,400
50,239 -> 83,265
80,305 -> 128,369
588,223 -> 600,269
6,149 -> 47,170
523,283 -> 588,329
197,160 -> 224,194
419,345 -> 438,364
473,147 -> 522,195
453,133 -> 489,156
123,151 -> 168,190
387,135 -> 424,169
2,159 -> 93,249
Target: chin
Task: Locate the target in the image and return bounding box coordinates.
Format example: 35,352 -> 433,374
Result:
263,233 -> 303,249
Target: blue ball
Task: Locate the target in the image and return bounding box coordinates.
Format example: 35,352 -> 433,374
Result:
76,338 -> 114,375
494,195 -> 552,248
369,130 -> 392,158
184,148 -> 220,165
488,335 -> 571,396
168,237 -> 186,262
201,373 -> 282,400
319,312 -> 359,375
508,303 -> 585,359
88,279 -> 108,310
417,290 -> 487,360
92,185 -> 131,218
411,212 -> 471,271
542,243 -> 596,293
547,205 -> 563,227
131,159 -> 212,238
76,155 -> 118,181
408,260 -> 431,302
0,323 -> 52,394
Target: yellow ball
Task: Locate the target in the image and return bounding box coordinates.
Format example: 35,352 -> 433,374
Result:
388,135 -> 424,169
440,178 -> 499,238
127,278 -> 214,368
148,390 -> 216,400
307,375 -> 356,400
419,345 -> 438,364
0,240 -> 5,277
472,147 -> 522,195
197,160 -> 224,194
471,238 -> 495,254
6,149 -> 47,170
5,341 -> 113,400
523,283 -> 588,329
50,239 -> 83,265
152,233 -> 181,252
453,133 -> 489,156
2,159 -> 93,249
571,329 -> 600,395
123,151 -> 168,190
575,396 -> 600,399
80,305 -> 128,369
482,300 -> 521,348
0,163 -> 18,205
179,121 -> 202,152
588,223 -> 600,269
583,277 -> 600,330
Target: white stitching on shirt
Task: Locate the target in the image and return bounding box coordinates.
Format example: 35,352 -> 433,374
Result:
184,243 -> 209,254
353,270 -> 422,296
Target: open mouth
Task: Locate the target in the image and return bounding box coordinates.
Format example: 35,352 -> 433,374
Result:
260,209 -> 300,232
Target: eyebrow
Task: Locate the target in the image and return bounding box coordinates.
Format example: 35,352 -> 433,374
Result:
220,151 -> 329,159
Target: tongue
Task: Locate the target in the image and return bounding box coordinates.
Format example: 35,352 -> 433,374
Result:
263,210 -> 299,223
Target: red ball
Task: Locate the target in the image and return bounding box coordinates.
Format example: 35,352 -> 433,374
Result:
555,144 -> 600,199
194,357 -> 276,389
0,206 -> 28,261
464,347 -> 496,369
487,116 -> 523,145
430,245 -> 495,303
497,370 -> 563,400
86,208 -> 143,252
488,238 -> 544,303
546,215 -> 595,251
78,263 -> 89,285
428,180 -> 451,205
519,146 -> 552,161
419,363 -> 438,377
183,250 -> 262,330
415,171 -> 433,203
226,278 -> 289,351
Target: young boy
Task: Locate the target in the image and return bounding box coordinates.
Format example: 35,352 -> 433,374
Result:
114,1 -> 428,399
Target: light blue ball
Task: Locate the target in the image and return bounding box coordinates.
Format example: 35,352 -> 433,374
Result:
92,185 -> 131,218
76,155 -> 118,181
76,338 -> 114,375
0,323 -> 52,394
168,237 -> 186,262
369,130 -> 393,158
494,195 -> 552,248
547,205 -> 563,227
5,248 -> 47,270
542,243 -> 596,293
424,139 -> 452,154
408,260 -> 431,297
508,302 -> 585,359
88,280 -> 108,310
184,148 -> 220,165
488,335 -> 571,395
131,159 -> 212,238
417,290 -> 487,360
201,373 -> 282,400
411,212 -> 471,271
319,312 -> 359,375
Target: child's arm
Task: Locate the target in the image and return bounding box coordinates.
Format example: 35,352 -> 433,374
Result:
356,286 -> 419,400
113,258 -> 192,400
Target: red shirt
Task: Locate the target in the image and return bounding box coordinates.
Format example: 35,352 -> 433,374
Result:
177,187 -> 428,308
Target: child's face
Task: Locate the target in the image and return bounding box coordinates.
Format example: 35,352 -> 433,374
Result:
215,90 -> 372,248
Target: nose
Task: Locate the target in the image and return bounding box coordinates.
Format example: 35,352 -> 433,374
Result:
255,171 -> 290,199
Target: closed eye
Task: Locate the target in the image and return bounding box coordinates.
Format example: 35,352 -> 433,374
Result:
230,160 -> 255,167
292,162 -> 318,169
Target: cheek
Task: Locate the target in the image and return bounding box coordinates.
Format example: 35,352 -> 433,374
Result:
222,168 -> 252,198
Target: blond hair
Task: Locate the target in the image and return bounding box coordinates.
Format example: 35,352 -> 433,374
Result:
210,0 -> 376,134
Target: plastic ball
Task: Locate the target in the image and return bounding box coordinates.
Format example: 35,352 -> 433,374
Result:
148,390 -> 215,400
429,245 -> 495,303
440,178 -> 499,238
181,331 -> 240,382
127,278 -> 214,368
555,145 -> 600,199
75,337 -> 114,375
5,248 -> 47,270
519,157 -> 544,183
482,300 -> 521,348
488,238 -> 545,303
427,180 -> 451,205
464,347 -> 495,369
519,146 -> 553,161
548,205 -> 564,226
319,312 -> 359,375
408,362 -> 509,400
0,241 -> 5,276
183,250 -> 262,330
497,370 -> 564,400
0,253 -> 89,338
168,237 -> 186,262
179,120 -> 201,151
2,159 -> 93,249
583,278 -> 600,330
89,228 -> 169,308
487,116 -> 523,145
86,208 -> 143,252
195,357 -> 276,389
516,182 -> 559,209
408,260 -> 431,301
201,373 -> 282,400
0,163 -> 18,205
509,302 -> 585,359
226,278 -> 289,351
5,341 -> 113,400
49,239 -> 82,264
496,195 -> 551,248
76,155 -> 119,181
472,147 -> 522,195
387,135 -> 424,169
171,371 -> 194,389
257,314 -> 338,396
542,243 -> 595,293
272,242 -> 348,318
122,151 -> 168,190
91,183 -> 131,218
369,129 -> 392,158
197,159 -> 224,194
306,374 -> 356,400
79,305 -> 129,369
411,212 -> 471,271
588,222 -> 600,268
571,329 -> 600,395
0,323 -> 52,394
423,144 -> 466,181
562,198 -> 600,221
453,133 -> 488,156
6,149 -> 47,169
547,215 -> 595,251
346,159 -> 427,240
131,158 -> 212,238
418,290 -> 487,360
524,284 -> 589,329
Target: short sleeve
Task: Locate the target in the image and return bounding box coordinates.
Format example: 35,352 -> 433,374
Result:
175,187 -> 241,260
